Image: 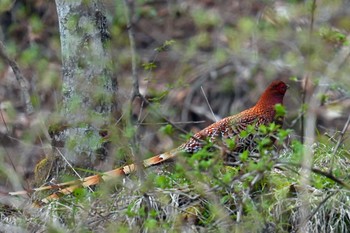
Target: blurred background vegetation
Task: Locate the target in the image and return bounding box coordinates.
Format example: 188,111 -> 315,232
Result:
0,0 -> 350,232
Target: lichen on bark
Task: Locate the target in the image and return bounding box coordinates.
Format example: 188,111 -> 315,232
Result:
45,0 -> 117,179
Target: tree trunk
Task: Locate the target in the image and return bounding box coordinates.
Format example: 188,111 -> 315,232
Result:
45,0 -> 117,179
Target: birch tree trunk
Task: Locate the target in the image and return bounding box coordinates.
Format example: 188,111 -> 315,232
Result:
47,0 -> 117,179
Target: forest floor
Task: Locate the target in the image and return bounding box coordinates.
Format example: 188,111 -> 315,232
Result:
0,0 -> 350,232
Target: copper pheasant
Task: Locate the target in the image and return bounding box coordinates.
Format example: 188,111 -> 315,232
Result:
9,80 -> 288,203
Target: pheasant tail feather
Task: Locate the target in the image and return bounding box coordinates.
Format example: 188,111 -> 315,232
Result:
9,148 -> 181,203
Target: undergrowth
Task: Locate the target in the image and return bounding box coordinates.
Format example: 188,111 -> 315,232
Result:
3,124 -> 350,233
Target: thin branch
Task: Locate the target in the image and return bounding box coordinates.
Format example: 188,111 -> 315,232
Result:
309,0 -> 317,38
138,120 -> 205,125
329,113 -> 350,174
123,0 -> 140,101
56,148 -> 94,192
300,191 -> 337,228
0,108 -> 9,133
0,40 -> 33,114
136,96 -> 210,146
123,0 -> 144,180
279,161 -> 350,190
300,77 -> 308,144
311,167 -> 350,189
302,0 -> 317,138
299,76 -> 316,232
201,86 -> 218,122
300,0 -> 317,144
0,105 -> 26,191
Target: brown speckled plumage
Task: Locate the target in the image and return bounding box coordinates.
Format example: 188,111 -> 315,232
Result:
178,80 -> 288,153
9,80 -> 288,203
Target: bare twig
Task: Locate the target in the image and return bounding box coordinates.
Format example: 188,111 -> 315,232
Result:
123,0 -> 140,102
138,120 -> 205,125
329,113 -> 350,174
299,77 -> 316,233
300,77 -> 308,144
0,40 -> 33,114
309,0 -> 317,38
0,108 -> 9,133
181,63 -> 233,122
56,148 -> 94,192
311,167 -> 350,189
201,86 -> 218,122
0,105 -> 26,191
279,161 -> 350,190
300,0 -> 317,144
323,132 -> 338,144
123,0 -> 145,180
300,191 -> 337,228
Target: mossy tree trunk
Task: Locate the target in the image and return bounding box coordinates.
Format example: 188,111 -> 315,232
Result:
45,0 -> 118,180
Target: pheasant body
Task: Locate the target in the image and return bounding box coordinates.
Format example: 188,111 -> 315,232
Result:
179,81 -> 287,153
9,80 -> 288,203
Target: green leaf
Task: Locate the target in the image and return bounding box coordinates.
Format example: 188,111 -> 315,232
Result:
155,40 -> 176,52
155,175 -> 171,189
199,159 -> 213,169
222,172 -> 233,184
126,204 -> 136,217
289,76 -> 298,82
30,15 -> 44,33
246,124 -> 255,133
72,187 -> 86,200
259,124 -> 267,134
240,130 -> 248,138
274,104 -> 286,118
142,62 -> 157,70
268,122 -> 278,132
277,129 -> 292,141
225,137 -> 236,150
238,17 -> 255,34
258,137 -> 271,148
160,124 -> 174,135
239,150 -> 249,162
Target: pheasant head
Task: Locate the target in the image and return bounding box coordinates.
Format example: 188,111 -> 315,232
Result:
255,80 -> 288,109
246,80 -> 288,128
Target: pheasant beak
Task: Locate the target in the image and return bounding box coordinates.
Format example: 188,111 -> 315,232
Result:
286,84 -> 290,89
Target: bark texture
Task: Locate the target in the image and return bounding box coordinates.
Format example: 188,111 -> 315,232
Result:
47,0 -> 117,179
